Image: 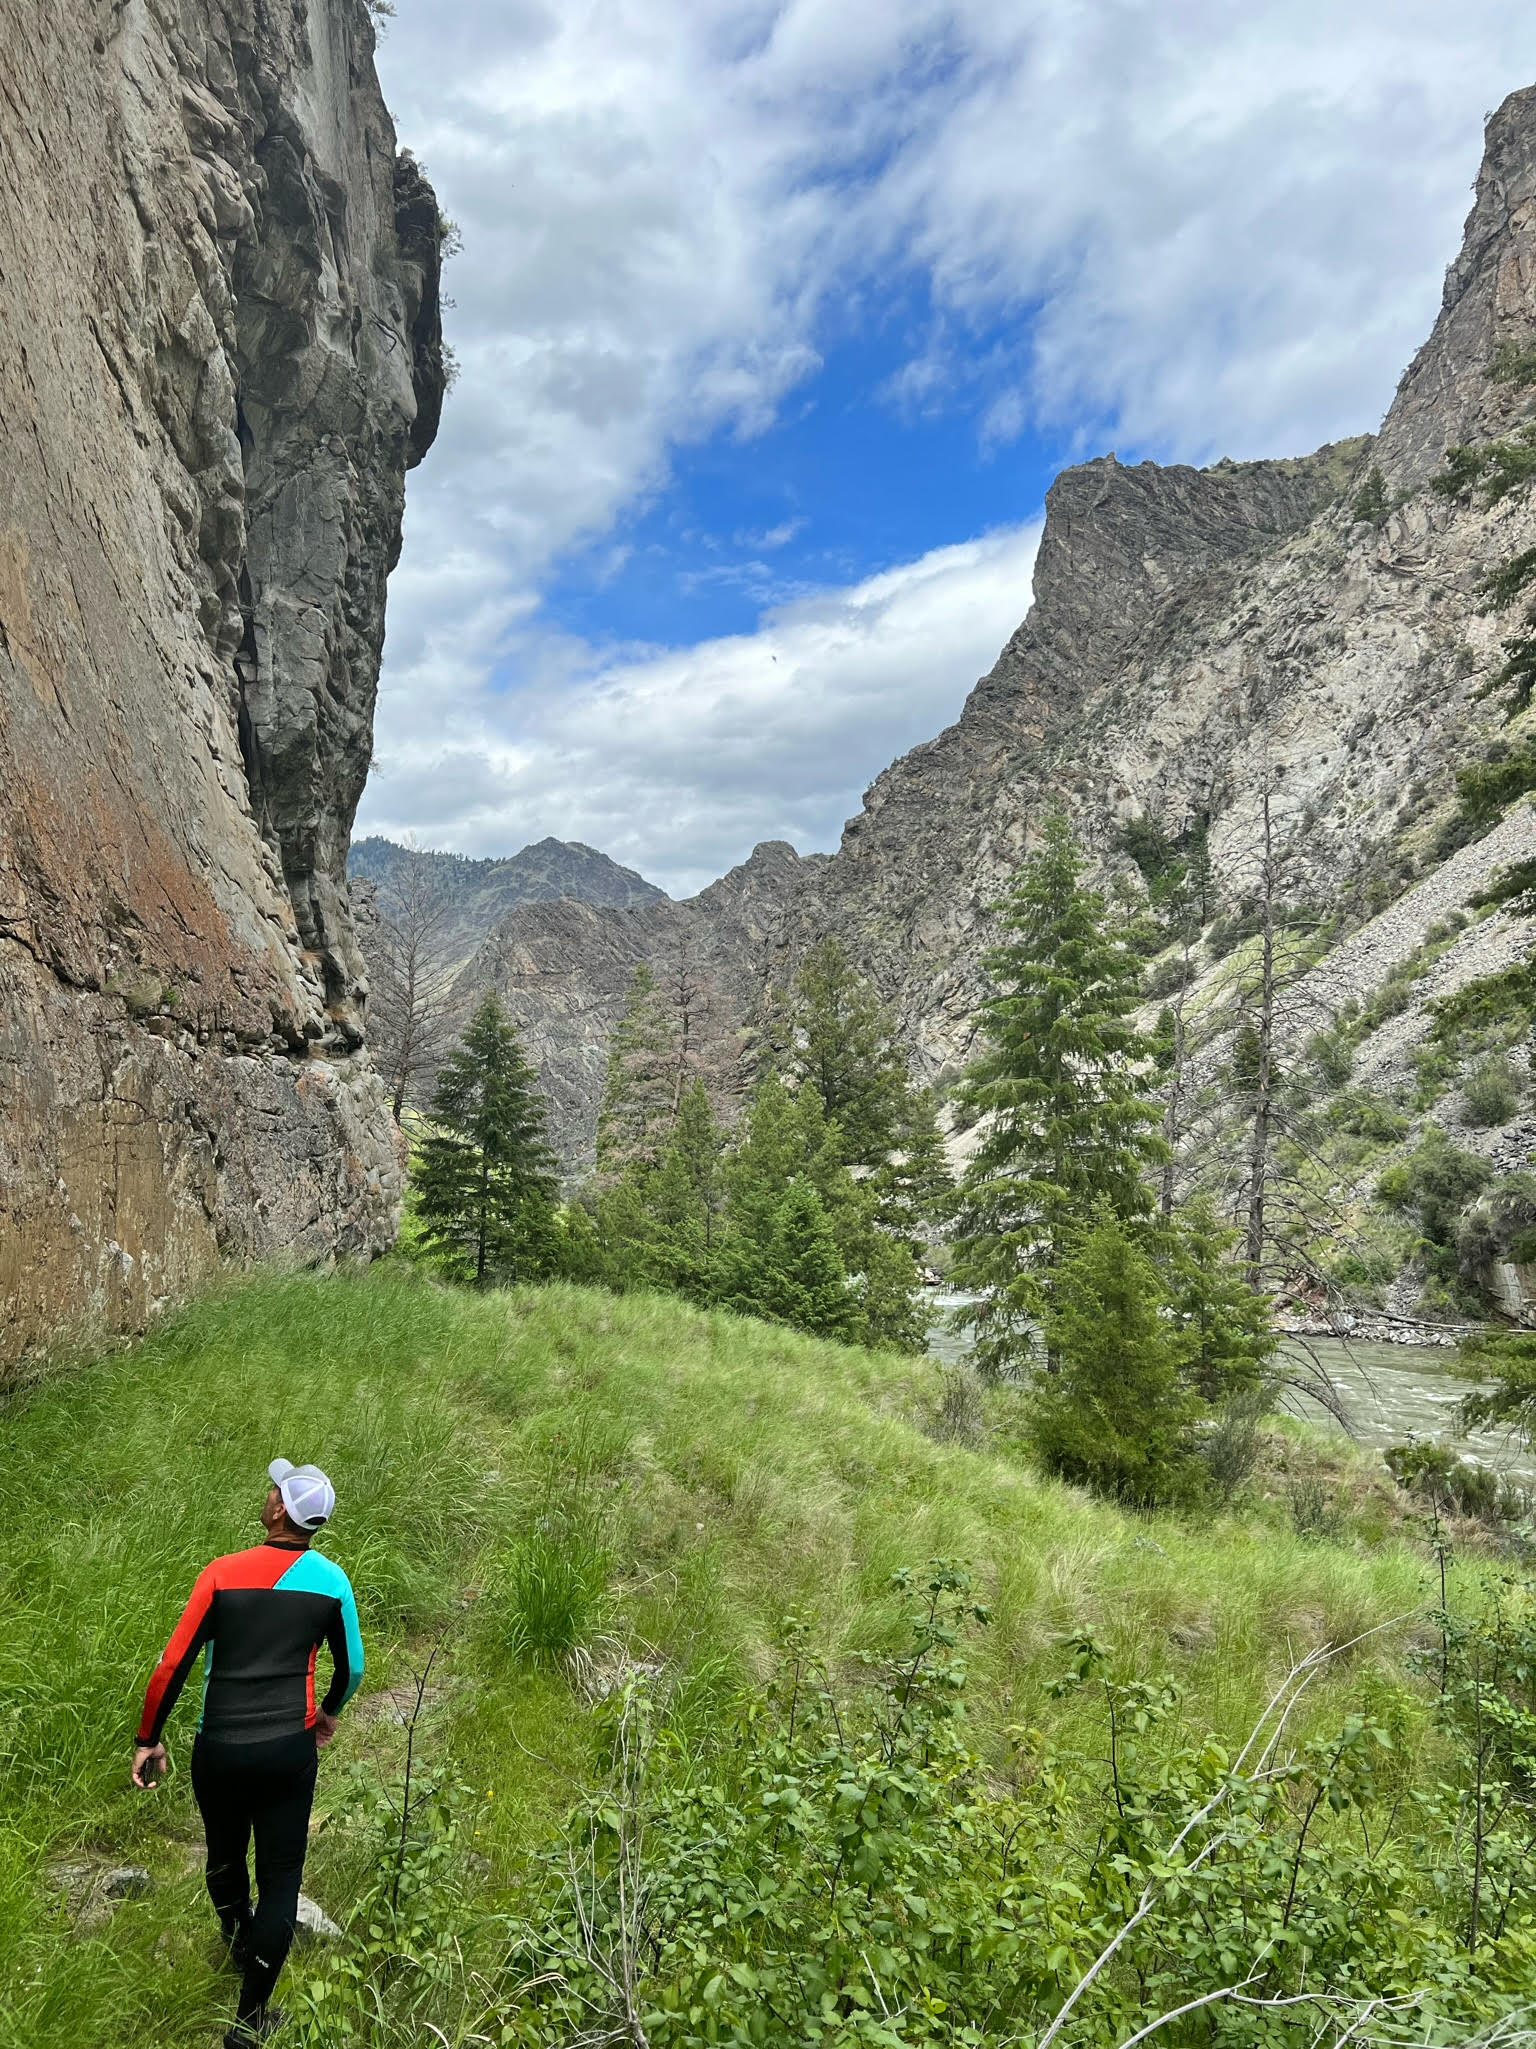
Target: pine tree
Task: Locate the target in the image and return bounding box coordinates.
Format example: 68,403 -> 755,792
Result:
721,1073 -> 925,1352
1027,1212 -> 1198,1505
646,1078 -> 726,1301
723,1073 -> 851,1241
871,1087 -> 954,1248
1161,1196 -> 1277,1406
721,1178 -> 860,1342
778,940 -> 954,1247
595,965 -> 678,1181
951,813 -> 1167,1378
784,938 -> 910,1167
412,995 -> 559,1286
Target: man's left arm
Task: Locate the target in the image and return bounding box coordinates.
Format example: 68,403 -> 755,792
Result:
316,1578 -> 364,1745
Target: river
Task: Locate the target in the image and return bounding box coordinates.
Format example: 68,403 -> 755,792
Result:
925,1296 -> 1533,1483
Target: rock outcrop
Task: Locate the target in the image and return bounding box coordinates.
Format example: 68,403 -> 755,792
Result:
467,82 -> 1536,1175
0,0 -> 443,1366
350,834 -> 667,982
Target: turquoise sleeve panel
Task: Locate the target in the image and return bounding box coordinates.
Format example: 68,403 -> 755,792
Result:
335,1579 -> 364,1711
275,1549 -> 364,1713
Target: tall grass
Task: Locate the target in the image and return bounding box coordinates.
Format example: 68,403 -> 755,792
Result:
0,1266 -> 1447,2045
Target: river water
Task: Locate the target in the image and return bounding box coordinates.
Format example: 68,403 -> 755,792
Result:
925,1296 -> 1533,1484
1275,1338 -> 1535,1484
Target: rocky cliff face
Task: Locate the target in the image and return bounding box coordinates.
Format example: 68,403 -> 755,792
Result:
0,0 -> 442,1367
467,82 -> 1536,1178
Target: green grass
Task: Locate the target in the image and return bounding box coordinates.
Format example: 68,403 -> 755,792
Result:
0,1267 -> 1450,2045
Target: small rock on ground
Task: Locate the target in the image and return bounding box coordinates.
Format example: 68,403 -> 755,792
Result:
295,1893 -> 342,1940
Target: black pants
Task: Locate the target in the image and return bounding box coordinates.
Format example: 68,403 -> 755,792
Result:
192,1728 -> 318,2023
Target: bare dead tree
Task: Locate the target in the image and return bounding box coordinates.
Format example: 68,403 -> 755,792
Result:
659,927 -> 738,1117
363,847 -> 458,1120
1244,781 -> 1279,1283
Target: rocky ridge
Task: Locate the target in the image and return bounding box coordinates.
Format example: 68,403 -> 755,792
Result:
350,833 -> 666,981
0,0 -> 442,1366
463,840 -> 821,1172
464,83 -> 1536,1177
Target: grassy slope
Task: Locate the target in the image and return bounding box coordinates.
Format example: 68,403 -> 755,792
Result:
0,1269 -> 1444,2045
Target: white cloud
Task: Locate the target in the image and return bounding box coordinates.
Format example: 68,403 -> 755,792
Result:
368,0 -> 1534,882
364,523 -> 1042,897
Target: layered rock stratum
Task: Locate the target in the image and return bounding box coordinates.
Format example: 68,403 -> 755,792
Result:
0,0 -> 442,1365
470,83 -> 1536,1177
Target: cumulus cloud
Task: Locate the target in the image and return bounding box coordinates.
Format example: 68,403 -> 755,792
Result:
367,0 -> 1532,882
364,523 -> 1042,897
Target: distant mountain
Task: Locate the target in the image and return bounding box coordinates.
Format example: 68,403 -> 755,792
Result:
349,835 -> 666,978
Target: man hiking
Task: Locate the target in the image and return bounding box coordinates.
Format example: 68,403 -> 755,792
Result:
133,1458 -> 364,2047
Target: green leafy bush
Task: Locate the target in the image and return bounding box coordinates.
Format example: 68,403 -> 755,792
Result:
1329,1089 -> 1409,1142
1309,1028 -> 1354,1090
1462,1057 -> 1521,1128
1143,951 -> 1195,1000
500,1566 -> 1531,2049
1384,1440 -> 1499,1521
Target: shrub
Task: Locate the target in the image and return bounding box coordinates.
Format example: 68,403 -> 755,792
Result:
1462,1057 -> 1520,1128
931,1365 -> 986,1445
1375,1125 -> 1491,1246
1201,1391 -> 1268,1503
1330,1089 -> 1410,1142
1309,1029 -> 1354,1090
1285,1472 -> 1346,1542
1432,958 -> 1536,1043
502,1570 -> 1529,2049
1367,975 -> 1413,1024
1143,952 -> 1195,1000
1385,1440 -> 1499,1521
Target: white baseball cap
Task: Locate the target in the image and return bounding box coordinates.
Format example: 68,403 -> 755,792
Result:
268,1458 -> 336,1530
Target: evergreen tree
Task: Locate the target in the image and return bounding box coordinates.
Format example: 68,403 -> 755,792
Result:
951,814 -> 1167,1378
784,938 -> 910,1166
871,1087 -> 954,1248
593,1078 -> 727,1302
1162,1196 -> 1277,1406
721,1178 -> 860,1342
645,1078 -> 727,1302
779,940 -> 954,1248
721,1073 -> 924,1350
850,1226 -> 928,1354
724,1073 -> 851,1241
595,965 -> 678,1180
413,995 -> 559,1285
1027,1212 -> 1199,1506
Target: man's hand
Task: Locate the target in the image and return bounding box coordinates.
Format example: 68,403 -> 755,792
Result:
132,1742 -> 167,1789
314,1710 -> 339,1750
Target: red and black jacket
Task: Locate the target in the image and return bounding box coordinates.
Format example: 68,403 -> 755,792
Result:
138,1540 -> 364,1746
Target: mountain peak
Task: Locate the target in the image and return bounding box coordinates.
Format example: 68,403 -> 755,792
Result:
1375,80 -> 1536,488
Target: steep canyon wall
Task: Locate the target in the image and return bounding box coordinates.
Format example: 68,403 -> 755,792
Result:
0,0 -> 442,1365
469,83 -> 1536,1175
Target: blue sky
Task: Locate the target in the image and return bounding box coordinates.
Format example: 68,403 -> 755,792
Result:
541,303 -> 1069,650
361,0 -> 1534,897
